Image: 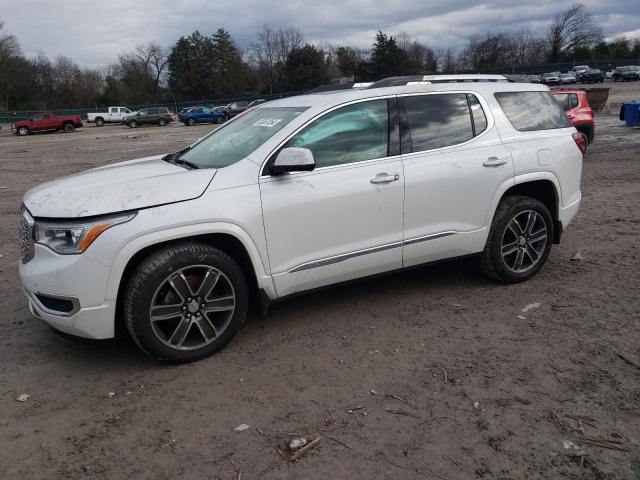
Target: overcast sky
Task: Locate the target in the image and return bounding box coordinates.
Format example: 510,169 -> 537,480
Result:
1,0 -> 638,67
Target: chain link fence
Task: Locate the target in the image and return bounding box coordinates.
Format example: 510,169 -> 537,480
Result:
0,91 -> 304,123
477,58 -> 640,75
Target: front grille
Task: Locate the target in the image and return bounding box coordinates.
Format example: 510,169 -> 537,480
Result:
20,207 -> 35,264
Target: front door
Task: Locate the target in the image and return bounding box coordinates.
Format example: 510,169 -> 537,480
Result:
399,92 -> 514,267
260,98 -> 405,297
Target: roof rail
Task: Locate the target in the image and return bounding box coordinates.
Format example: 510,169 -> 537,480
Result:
367,74 -> 510,88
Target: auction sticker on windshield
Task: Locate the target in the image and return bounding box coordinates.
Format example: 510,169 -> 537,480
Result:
253,118 -> 282,128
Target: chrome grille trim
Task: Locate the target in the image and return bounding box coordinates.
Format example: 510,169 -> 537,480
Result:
20,206 -> 35,264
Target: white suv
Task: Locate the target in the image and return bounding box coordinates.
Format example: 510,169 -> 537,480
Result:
19,76 -> 583,362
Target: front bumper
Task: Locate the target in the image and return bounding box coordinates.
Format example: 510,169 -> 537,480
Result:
19,244 -> 116,339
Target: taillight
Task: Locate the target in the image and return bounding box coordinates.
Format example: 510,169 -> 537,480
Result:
572,132 -> 586,154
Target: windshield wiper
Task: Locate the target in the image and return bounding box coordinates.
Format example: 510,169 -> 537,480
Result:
163,146 -> 199,169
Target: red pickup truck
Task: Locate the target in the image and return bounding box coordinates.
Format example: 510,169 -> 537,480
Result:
11,112 -> 83,136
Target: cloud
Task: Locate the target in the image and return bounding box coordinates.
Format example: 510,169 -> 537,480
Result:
0,0 -> 638,67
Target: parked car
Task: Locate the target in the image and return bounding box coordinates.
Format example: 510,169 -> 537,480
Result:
551,89 -> 595,149
612,66 -> 640,82
19,76 -> 583,362
571,65 -> 590,81
224,101 -> 249,118
179,106 -> 227,126
11,113 -> 83,136
581,69 -> 604,83
559,73 -> 577,84
525,74 -> 541,83
540,72 -> 560,85
123,107 -> 174,128
87,106 -> 132,126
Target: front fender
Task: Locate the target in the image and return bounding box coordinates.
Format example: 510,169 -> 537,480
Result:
102,221 -> 276,301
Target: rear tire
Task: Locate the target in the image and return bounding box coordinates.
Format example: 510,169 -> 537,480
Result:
480,195 -> 553,283
95,118 -> 104,127
216,116 -> 224,124
187,118 -> 196,126
128,120 -> 137,128
580,132 -> 589,150
63,123 -> 75,133
124,243 -> 249,362
158,118 -> 167,126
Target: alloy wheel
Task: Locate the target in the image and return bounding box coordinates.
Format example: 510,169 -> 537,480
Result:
501,210 -> 548,273
149,265 -> 236,351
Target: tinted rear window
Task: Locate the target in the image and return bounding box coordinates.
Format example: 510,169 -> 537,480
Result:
495,91 -> 571,131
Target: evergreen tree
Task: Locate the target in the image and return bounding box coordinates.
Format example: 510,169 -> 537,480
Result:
370,31 -> 411,78
284,44 -> 329,91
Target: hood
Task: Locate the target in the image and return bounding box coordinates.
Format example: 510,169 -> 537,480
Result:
24,155 -> 216,218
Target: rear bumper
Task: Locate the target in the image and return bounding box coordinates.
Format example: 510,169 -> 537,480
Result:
559,193 -> 581,229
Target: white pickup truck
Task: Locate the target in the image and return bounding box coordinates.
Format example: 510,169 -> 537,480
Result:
87,107 -> 132,126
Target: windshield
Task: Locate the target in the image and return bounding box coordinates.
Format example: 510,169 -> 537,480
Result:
180,107 -> 308,168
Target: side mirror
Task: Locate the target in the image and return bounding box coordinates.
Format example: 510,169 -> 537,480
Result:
270,147 -> 315,174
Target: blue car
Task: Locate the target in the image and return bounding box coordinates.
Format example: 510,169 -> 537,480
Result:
179,106 -> 226,126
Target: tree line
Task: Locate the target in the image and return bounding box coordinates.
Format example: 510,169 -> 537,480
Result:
0,3 -> 639,111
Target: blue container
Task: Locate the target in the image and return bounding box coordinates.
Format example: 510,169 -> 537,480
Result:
623,101 -> 640,127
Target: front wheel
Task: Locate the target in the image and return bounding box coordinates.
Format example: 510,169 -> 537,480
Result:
215,116 -> 224,124
128,120 -> 137,128
95,118 -> 104,127
480,195 -> 553,283
124,243 -> 249,362
63,123 -> 75,133
187,118 -> 196,126
158,118 -> 167,126
17,126 -> 30,136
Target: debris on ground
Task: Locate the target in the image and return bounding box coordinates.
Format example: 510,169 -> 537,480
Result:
571,252 -> 584,261
108,392 -> 115,398
16,393 -> 30,402
562,440 -> 585,457
516,314 -> 526,320
521,302 -> 541,313
384,407 -> 420,419
234,424 -> 250,432
290,436 -> 321,462
617,351 -> 640,370
289,437 -> 307,451
473,401 -> 480,410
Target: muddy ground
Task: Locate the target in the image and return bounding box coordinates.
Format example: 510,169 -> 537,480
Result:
1,84 -> 639,479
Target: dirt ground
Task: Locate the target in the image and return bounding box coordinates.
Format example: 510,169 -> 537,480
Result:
1,84 -> 639,480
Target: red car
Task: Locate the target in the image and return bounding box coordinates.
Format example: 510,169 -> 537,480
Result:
11,112 -> 83,136
551,89 -> 595,149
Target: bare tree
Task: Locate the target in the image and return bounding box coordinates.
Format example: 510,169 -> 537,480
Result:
250,26 -> 304,93
547,3 -> 603,62
0,20 -> 21,60
134,43 -> 169,101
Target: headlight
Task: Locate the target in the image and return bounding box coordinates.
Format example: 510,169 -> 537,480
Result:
34,212 -> 136,254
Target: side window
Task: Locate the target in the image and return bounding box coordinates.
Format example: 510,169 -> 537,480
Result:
284,99 -> 389,168
139,110 -> 148,116
202,108 -> 211,113
192,108 -> 203,113
468,94 -> 487,135
552,93 -> 570,111
403,93 -> 473,152
120,108 -> 129,113
570,94 -> 579,109
495,91 -> 571,131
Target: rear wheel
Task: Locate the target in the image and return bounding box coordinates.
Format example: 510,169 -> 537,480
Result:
580,132 -> 589,150
158,118 -> 167,126
481,195 -> 553,283
128,119 -> 137,128
187,118 -> 196,126
63,123 -> 75,133
95,118 -> 104,127
124,243 -> 249,362
17,126 -> 30,136
215,116 -> 224,124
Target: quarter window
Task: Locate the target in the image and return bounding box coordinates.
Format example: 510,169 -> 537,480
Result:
284,99 -> 389,168
495,91 -> 571,131
402,93 -> 474,151
468,94 -> 487,135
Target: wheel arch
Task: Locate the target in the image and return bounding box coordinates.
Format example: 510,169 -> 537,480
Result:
574,123 -> 594,143
111,229 -> 273,337
496,177 -> 561,244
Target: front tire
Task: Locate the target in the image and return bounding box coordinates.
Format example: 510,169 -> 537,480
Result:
215,116 -> 224,124
480,195 -> 553,283
17,126 -> 30,136
95,118 -> 104,127
158,118 -> 167,126
63,123 -> 75,133
187,118 -> 196,126
124,243 -> 249,362
128,120 -> 137,128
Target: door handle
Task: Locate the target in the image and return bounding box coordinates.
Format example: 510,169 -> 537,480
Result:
483,157 -> 508,167
370,173 -> 400,184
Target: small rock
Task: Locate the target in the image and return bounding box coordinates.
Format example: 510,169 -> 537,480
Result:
16,393 -> 30,402
369,389 -> 377,395
108,392 -> 115,398
234,424 -> 250,432
562,439 -> 585,457
473,401 -> 480,410
516,315 -> 526,320
289,437 -> 307,450
571,252 -> 584,261
521,302 -> 541,313
363,411 -> 368,416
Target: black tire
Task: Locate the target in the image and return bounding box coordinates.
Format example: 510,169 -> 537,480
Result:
215,115 -> 224,124
480,195 -> 553,283
580,132 -> 589,150
124,243 -> 249,362
187,118 -> 196,126
63,123 -> 75,133
17,126 -> 30,136
128,119 -> 137,128
158,118 -> 167,126
95,117 -> 104,127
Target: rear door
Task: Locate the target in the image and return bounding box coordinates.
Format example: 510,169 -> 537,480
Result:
400,92 -> 514,267
260,98 -> 405,297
